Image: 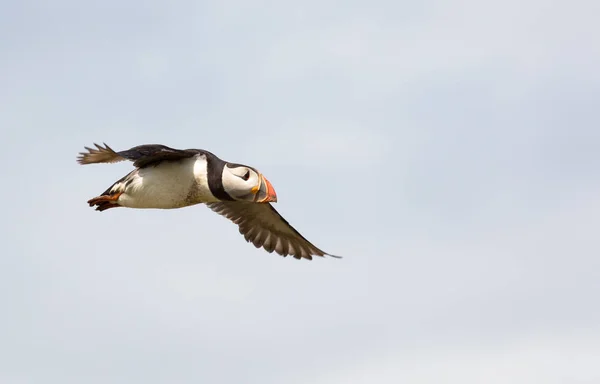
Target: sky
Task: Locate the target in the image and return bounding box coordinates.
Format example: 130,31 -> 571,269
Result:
1,0 -> 599,383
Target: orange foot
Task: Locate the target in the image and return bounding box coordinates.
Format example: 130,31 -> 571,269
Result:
87,192 -> 123,212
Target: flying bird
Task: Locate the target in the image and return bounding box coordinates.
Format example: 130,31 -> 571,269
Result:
77,143 -> 339,260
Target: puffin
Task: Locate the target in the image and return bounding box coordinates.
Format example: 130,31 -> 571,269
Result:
77,143 -> 339,260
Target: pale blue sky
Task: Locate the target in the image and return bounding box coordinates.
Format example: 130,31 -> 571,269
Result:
1,1 -> 599,383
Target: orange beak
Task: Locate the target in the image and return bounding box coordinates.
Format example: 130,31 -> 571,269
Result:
255,175 -> 278,203
263,177 -> 277,202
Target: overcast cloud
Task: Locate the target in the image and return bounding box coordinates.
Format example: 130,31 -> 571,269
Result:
1,0 -> 599,383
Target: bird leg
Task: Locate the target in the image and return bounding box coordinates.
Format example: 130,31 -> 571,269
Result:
87,192 -> 123,211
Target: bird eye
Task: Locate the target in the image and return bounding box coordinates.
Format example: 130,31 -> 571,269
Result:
241,170 -> 250,181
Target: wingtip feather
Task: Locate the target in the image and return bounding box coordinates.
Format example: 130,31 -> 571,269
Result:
77,142 -> 125,165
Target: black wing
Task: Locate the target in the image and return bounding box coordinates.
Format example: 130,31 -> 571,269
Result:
206,201 -> 341,260
77,143 -> 201,168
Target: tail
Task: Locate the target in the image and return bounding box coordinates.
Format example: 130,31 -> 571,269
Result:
77,143 -> 125,165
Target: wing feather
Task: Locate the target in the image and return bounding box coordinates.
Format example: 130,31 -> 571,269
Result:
77,143 -> 126,165
206,202 -> 340,260
77,143 -> 202,168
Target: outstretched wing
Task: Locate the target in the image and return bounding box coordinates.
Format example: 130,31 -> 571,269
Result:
206,201 -> 340,260
77,143 -> 201,168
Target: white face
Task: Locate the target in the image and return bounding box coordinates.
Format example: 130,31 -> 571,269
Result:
221,164 -> 262,201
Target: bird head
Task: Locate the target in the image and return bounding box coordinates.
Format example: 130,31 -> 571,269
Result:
221,163 -> 277,203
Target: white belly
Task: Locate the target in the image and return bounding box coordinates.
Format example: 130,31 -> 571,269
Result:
116,159 -> 217,209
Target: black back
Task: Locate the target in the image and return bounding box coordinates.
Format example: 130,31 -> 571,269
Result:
117,144 -> 200,168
